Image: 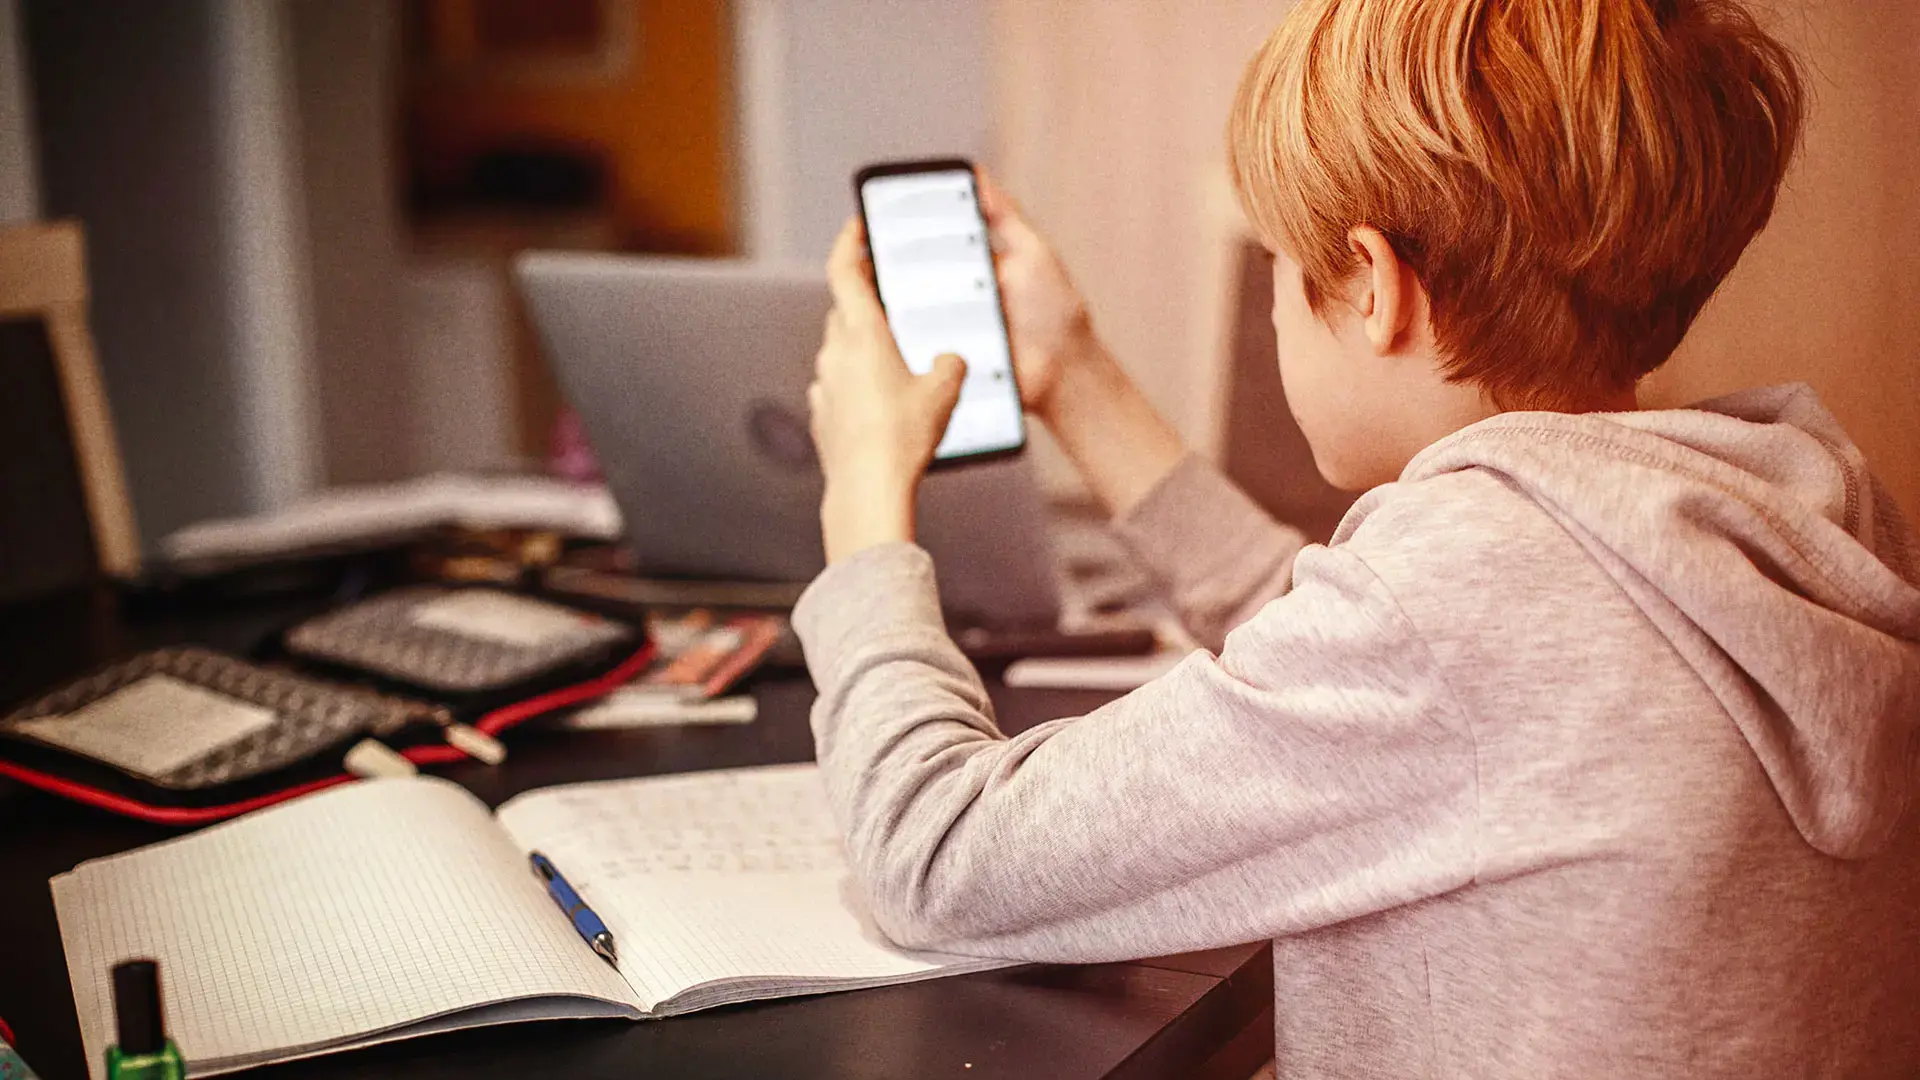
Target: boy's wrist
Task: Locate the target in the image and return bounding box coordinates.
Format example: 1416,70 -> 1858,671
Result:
821,475 -> 917,564
1031,324 -> 1188,519
1031,317 -> 1110,430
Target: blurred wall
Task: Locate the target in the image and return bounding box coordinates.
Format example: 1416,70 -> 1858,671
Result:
28,0 -> 322,543
738,0 -> 993,263
990,0 -> 1279,494
760,0 -> 1256,497
29,0 -> 262,543
0,0 -> 38,221
206,0 -> 323,513
994,1 -> 1920,519
289,0 -> 413,487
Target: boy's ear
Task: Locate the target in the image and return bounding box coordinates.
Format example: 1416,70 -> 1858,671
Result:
1347,226 -> 1420,354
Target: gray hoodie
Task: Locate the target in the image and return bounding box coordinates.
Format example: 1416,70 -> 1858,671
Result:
792,384 -> 1920,1078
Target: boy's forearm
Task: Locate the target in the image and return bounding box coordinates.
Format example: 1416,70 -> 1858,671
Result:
1038,326 -> 1310,649
1034,328 -> 1188,519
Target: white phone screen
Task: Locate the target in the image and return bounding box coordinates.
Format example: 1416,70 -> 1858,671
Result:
860,168 -> 1025,461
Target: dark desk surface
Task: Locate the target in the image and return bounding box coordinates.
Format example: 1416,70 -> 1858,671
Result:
0,581 -> 1272,1080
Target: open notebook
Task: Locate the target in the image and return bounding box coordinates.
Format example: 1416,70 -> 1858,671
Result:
52,765 -> 1009,1079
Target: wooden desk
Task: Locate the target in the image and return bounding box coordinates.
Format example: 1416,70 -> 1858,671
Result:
0,584 -> 1273,1080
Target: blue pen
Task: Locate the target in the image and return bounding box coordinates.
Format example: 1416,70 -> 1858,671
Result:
529,851 -> 618,967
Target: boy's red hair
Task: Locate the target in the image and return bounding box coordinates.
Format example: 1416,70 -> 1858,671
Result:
1229,0 -> 1804,408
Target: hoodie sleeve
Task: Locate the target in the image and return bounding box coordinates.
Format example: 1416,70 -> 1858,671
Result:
1111,456 -> 1313,650
793,540 -> 1477,962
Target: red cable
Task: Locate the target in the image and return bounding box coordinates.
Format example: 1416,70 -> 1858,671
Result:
0,762 -> 354,827
472,641 -> 656,737
0,1013 -> 15,1046
0,643 -> 655,827
396,641 -> 657,767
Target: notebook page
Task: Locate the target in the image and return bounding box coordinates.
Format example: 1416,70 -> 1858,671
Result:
52,777 -> 641,1080
494,764 -> 1008,1012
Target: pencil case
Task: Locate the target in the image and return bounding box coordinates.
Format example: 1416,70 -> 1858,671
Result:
0,647 -> 423,789
281,585 -> 638,699
275,587 -> 652,771
0,646 -> 447,821
0,593 -> 654,825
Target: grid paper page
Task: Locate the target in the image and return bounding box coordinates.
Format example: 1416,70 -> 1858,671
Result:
495,764 -> 1007,1013
52,777 -> 642,1079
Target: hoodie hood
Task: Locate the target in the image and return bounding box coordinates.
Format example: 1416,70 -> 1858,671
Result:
1400,384 -> 1920,859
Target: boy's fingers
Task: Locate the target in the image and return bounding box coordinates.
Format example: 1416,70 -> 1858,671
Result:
815,308 -> 844,377
975,169 -> 1035,245
930,351 -> 967,379
827,218 -> 882,320
922,353 -> 968,417
806,382 -> 826,443
975,168 -> 1013,222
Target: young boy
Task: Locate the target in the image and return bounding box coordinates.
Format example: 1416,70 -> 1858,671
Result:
801,0 -> 1920,1075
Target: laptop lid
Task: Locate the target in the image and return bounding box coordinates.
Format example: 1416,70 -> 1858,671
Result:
515,254 -> 1060,629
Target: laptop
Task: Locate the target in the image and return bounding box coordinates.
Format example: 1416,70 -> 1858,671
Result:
516,254 -> 1061,629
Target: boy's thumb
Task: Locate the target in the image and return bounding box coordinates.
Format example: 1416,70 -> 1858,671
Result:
921,353 -> 967,416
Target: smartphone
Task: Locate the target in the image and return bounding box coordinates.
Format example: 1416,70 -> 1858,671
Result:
854,158 -> 1025,465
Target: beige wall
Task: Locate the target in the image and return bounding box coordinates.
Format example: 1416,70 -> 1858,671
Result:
994,1 -> 1920,517
990,0 -> 1279,493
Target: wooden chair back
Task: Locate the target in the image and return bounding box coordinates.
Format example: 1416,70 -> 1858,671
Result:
0,221 -> 140,593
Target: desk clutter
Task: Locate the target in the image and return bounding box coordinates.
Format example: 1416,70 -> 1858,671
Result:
52,765 -> 1009,1080
0,540 -> 1221,1080
1,523 -> 1163,1079
0,585 -> 793,826
158,474 -> 623,569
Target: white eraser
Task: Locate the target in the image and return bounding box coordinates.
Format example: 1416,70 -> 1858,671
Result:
343,738 -> 418,779
443,723 -> 508,766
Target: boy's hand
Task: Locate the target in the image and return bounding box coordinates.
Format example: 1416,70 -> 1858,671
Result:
809,218 -> 967,563
977,172 -> 1095,421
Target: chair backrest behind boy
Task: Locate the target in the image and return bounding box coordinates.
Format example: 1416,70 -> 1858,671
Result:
0,221 -> 140,603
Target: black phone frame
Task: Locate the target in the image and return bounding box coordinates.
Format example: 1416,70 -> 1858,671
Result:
853,157 -> 1028,468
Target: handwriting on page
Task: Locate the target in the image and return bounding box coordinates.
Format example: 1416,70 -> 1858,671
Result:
495,764 -> 979,1010
514,764 -> 846,878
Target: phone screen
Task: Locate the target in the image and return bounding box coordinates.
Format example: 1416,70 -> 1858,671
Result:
859,166 -> 1025,462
